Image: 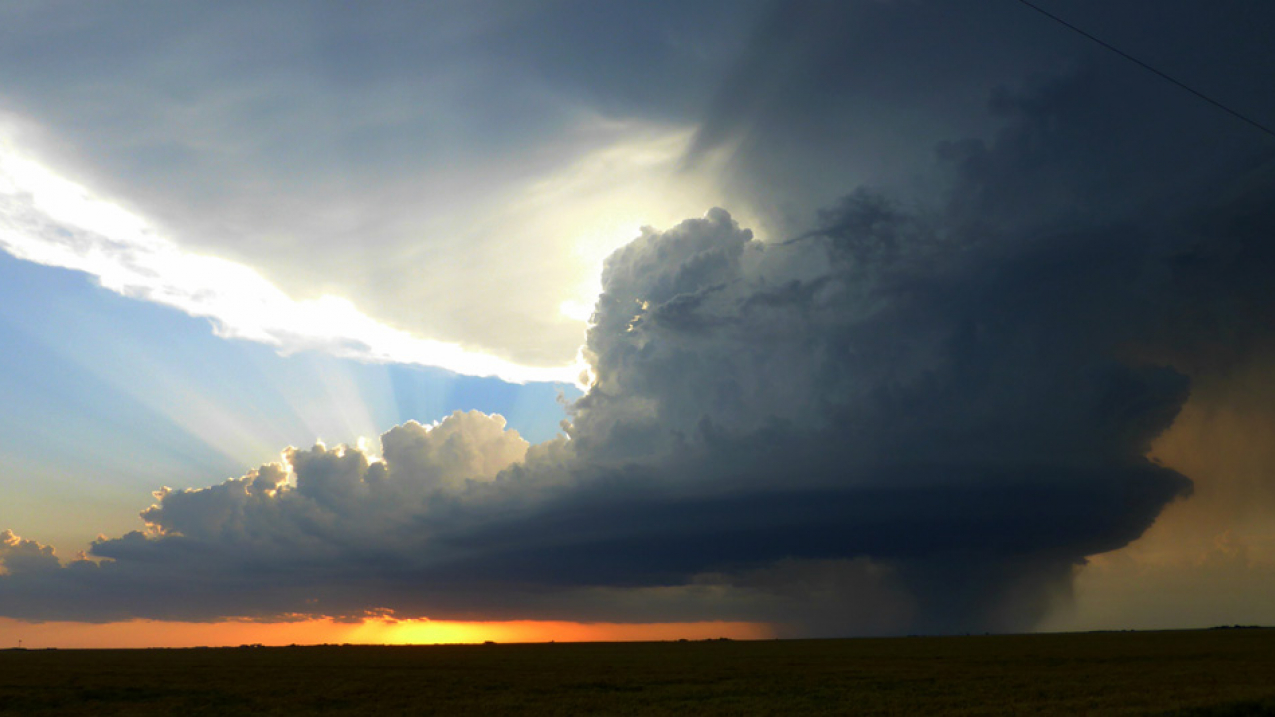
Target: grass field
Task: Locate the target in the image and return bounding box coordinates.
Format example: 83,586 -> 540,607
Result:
2,628 -> 1274,715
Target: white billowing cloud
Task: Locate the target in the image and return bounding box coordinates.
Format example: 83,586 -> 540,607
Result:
381,411 -> 529,493
0,410 -> 557,621
133,410 -> 530,549
131,409 -> 531,548
0,129 -> 575,384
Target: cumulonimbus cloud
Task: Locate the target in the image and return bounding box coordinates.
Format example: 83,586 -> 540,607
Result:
4,66 -> 1275,634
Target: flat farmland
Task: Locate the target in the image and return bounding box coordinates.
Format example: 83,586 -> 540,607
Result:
2,629 -> 1274,715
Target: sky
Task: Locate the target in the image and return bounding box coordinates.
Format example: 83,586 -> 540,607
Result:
3,0 -> 1275,647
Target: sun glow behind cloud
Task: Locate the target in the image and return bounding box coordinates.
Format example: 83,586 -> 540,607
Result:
508,119 -> 743,332
0,129 -> 576,385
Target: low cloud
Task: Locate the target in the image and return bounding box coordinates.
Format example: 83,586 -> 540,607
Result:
0,530 -> 59,575
5,65 -> 1275,634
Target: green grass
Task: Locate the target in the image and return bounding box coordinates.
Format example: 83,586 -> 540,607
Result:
2,629 -> 1274,715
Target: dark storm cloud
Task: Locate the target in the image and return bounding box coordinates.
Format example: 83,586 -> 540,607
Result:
691,1 -> 1275,237
5,4 -> 1275,633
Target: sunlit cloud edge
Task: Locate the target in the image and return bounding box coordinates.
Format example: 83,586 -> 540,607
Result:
0,135 -> 581,386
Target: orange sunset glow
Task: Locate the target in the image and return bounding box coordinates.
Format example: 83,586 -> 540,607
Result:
0,618 -> 772,650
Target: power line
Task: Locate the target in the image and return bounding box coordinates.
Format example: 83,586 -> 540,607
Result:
1012,0 -> 1275,140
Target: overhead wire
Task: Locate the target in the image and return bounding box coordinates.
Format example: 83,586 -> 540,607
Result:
1012,0 -> 1275,140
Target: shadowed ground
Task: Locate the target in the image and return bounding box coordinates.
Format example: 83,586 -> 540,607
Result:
1,628 -> 1273,715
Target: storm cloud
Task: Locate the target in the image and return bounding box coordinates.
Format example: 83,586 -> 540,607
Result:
5,50 -> 1275,634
